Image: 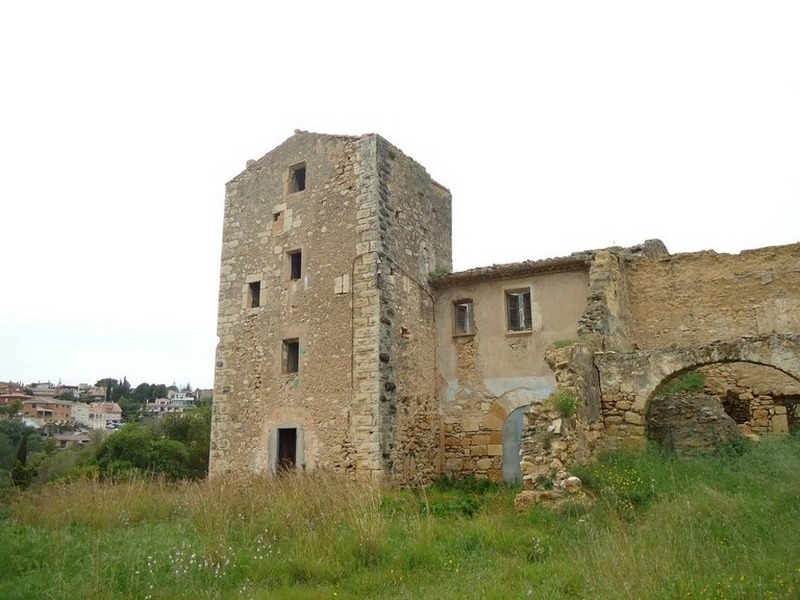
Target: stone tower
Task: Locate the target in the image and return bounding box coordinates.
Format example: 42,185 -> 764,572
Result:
210,132 -> 452,483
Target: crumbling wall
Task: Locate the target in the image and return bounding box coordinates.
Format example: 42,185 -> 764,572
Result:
646,393 -> 742,455
625,243 -> 800,350
698,362 -> 800,434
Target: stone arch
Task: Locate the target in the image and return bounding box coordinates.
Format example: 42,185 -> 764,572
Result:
594,334 -> 800,449
481,390 -> 544,482
641,337 -> 800,417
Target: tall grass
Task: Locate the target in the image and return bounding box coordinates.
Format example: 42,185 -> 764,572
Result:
2,436 -> 800,599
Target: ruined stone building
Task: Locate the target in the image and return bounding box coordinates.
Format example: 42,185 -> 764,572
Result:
210,131 -> 800,485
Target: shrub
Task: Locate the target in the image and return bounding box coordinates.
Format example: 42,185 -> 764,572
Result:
553,339 -> 576,349
657,371 -> 706,396
549,389 -> 578,419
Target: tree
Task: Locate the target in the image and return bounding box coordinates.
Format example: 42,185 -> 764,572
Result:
131,383 -> 153,403
111,377 -> 131,402
0,399 -> 21,416
158,406 -> 211,478
94,424 -> 190,480
117,397 -> 142,421
11,433 -> 34,488
0,420 -> 40,473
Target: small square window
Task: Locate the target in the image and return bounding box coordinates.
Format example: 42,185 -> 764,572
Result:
288,163 -> 306,193
506,290 -> 532,332
249,281 -> 261,308
288,250 -> 302,280
453,300 -> 474,335
283,339 -> 300,373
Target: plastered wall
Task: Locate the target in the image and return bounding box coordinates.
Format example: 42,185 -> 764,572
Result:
434,268 -> 589,479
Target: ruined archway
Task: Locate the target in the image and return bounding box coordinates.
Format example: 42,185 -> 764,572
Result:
593,334 -> 800,450
645,369 -> 742,455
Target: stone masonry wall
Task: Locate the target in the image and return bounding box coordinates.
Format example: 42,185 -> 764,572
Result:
699,362 -> 800,434
625,243 -> 800,350
211,132 -> 453,484
577,240 -> 669,351
374,137 -> 452,485
212,133 -> 369,476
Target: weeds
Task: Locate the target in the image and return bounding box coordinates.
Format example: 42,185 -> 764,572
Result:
3,439 -> 800,598
656,370 -> 706,396
549,389 -> 578,419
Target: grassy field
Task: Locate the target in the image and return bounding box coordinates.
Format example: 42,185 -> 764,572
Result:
2,436 -> 800,599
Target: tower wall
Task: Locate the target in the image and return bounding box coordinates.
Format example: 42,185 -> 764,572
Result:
212,133 -> 366,475
373,136 -> 452,484
210,132 -> 452,483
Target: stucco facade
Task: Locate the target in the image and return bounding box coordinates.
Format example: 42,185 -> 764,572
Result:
212,131 -> 800,486
432,262 -> 590,481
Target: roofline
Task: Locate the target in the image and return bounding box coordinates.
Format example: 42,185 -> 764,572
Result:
430,255 -> 590,287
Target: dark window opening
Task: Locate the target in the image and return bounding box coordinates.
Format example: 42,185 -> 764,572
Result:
506,290 -> 532,332
249,281 -> 261,308
289,250 -> 302,280
272,211 -> 284,234
454,301 -> 474,335
283,339 -> 299,373
277,427 -> 297,471
288,163 -> 306,193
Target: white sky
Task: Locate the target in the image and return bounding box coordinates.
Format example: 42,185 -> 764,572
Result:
1,1 -> 798,390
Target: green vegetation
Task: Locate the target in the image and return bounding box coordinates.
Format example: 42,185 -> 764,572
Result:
427,265 -> 452,279
4,435 -> 800,599
656,370 -> 707,397
549,389 -> 578,419
0,407 -> 211,492
552,339 -> 577,349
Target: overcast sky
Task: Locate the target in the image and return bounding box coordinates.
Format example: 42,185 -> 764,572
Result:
1,1 -> 798,390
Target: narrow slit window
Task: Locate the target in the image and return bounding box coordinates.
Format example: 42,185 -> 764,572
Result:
249,281 -> 261,308
506,290 -> 532,332
289,250 -> 302,280
453,300 -> 474,335
288,163 -> 306,193
283,339 -> 300,373
272,211 -> 284,234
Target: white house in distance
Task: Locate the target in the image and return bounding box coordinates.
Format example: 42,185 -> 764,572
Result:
72,402 -> 123,430
143,391 -> 196,417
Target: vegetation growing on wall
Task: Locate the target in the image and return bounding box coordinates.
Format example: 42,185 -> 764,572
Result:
548,389 -> 578,419
656,371 -> 706,397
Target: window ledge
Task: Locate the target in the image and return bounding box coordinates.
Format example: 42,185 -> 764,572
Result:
505,330 -> 533,336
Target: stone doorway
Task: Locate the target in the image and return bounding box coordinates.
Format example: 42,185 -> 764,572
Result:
277,427 -> 297,471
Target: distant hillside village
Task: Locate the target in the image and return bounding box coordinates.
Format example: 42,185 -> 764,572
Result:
0,380 -> 213,447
